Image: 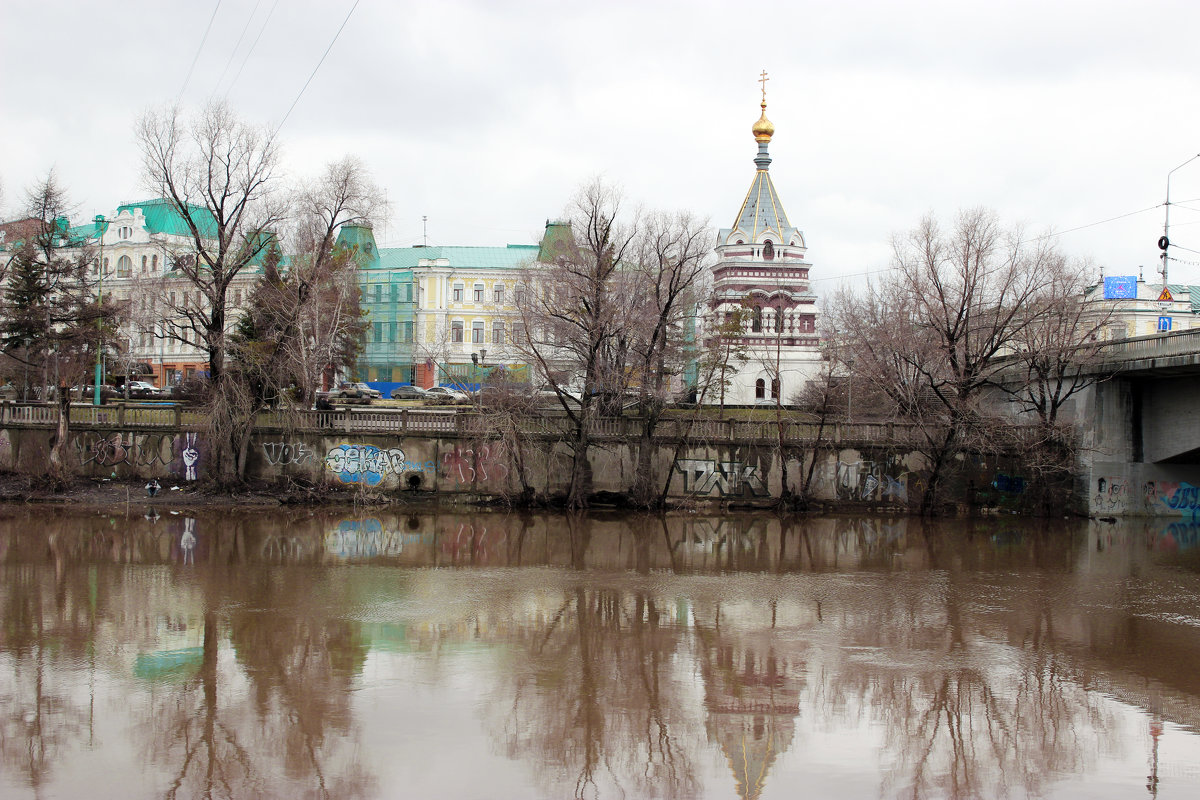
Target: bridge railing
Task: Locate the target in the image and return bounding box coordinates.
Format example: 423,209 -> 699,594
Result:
1095,328 -> 1200,362
0,401 -> 940,447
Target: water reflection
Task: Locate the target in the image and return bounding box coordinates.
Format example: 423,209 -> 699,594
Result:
1,509 -> 1199,798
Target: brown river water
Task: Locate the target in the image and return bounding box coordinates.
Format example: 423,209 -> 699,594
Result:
2,508 -> 1200,799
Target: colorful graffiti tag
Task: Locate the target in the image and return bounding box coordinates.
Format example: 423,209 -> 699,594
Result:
674,459 -> 768,497
442,444 -> 509,484
324,444 -> 433,486
1145,480 -> 1200,518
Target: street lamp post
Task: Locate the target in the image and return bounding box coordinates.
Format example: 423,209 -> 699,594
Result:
1161,154 -> 1200,289
93,215 -> 109,406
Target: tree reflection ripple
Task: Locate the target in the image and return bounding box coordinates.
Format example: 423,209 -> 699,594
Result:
1,509 -> 1198,799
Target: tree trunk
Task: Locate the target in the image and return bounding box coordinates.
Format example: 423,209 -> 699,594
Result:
48,390 -> 71,484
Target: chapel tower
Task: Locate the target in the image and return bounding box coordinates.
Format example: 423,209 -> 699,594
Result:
709,74 -> 821,405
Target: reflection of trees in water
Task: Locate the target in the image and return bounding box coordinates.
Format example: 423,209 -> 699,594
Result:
0,545 -> 93,797
810,545 -> 1120,799
133,518 -> 375,800
487,576 -> 704,799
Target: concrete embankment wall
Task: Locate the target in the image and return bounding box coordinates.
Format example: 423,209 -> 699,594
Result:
0,412 -> 1048,511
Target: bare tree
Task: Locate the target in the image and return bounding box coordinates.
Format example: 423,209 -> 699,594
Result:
627,210 -> 712,506
515,180 -> 639,508
998,256 -> 1112,428
138,101 -> 284,484
832,209 -> 1055,513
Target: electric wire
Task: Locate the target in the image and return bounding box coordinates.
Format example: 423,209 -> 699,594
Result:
271,0 -> 361,138
212,0 -> 263,98
224,0 -> 281,101
176,0 -> 224,106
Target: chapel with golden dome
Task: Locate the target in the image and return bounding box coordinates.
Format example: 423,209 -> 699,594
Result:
709,72 -> 823,405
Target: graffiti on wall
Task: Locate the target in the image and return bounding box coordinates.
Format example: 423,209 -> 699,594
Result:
75,432 -> 176,468
1093,476 -> 1132,513
73,432 -> 200,479
442,444 -> 509,484
1145,480 -> 1200,518
836,459 -> 909,503
674,459 -> 768,497
263,441 -> 316,467
178,432 -> 201,481
325,444 -> 433,486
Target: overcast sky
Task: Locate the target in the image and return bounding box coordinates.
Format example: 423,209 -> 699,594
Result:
3,0 -> 1200,289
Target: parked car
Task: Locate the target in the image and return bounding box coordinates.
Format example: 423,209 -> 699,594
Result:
336,381 -> 382,401
390,385 -> 429,400
126,380 -> 164,399
424,386 -> 471,405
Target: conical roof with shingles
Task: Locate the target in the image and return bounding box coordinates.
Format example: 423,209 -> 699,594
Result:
732,168 -> 791,243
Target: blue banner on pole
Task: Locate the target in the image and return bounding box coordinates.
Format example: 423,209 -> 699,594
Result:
1103,276 -> 1138,299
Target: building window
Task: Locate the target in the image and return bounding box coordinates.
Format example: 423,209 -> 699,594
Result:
451,320 -> 464,342
117,255 -> 132,277
375,284 -> 382,304
142,255 -> 148,272
751,306 -> 763,332
755,379 -> 765,399
763,240 -> 775,261
452,284 -> 463,303
233,289 -> 241,306
471,320 -> 484,343
492,321 -> 505,344
406,283 -> 414,302
474,284 -> 484,303
152,254 -> 158,271
515,287 -> 527,306
513,322 -> 526,343
373,323 -> 382,343
403,321 -> 413,342
493,285 -> 504,303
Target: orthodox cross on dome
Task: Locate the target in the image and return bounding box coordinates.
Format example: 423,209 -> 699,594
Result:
758,70 -> 769,103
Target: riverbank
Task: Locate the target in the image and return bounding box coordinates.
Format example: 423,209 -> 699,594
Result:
0,473 -> 366,511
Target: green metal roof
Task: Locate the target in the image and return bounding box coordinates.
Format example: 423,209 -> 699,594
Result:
374,244 -> 539,271
116,199 -> 218,239
1167,284 -> 1200,314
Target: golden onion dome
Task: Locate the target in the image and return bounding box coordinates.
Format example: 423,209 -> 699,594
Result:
752,102 -> 775,143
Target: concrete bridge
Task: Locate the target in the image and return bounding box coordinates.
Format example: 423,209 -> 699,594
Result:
1077,330 -> 1200,516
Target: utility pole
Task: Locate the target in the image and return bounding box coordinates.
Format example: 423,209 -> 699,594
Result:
1161,154 -> 1200,290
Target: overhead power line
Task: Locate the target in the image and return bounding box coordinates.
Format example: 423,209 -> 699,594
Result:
212,0 -> 263,97
272,0 -> 361,137
176,0 -> 224,106
224,0 -> 281,101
